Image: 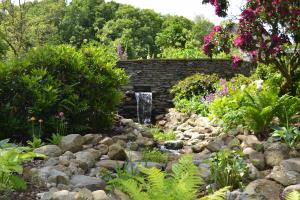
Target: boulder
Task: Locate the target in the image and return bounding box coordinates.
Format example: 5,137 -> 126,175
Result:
34,145 -> 62,157
267,165 -> 300,186
243,179 -> 283,200
70,175 -> 105,191
264,142 -> 290,167
47,169 -> 69,185
243,147 -> 265,170
205,138 -> 224,152
74,188 -> 94,200
136,137 -> 155,148
75,151 -> 97,168
59,134 -> 84,153
99,137 -> 114,146
108,144 -> 127,161
281,158 -> 300,173
283,184 -> 300,198
95,144 -> 109,155
92,190 -> 109,200
164,140 -> 183,150
96,160 -> 125,170
52,190 -> 75,200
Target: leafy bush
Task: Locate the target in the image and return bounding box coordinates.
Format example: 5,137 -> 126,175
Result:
151,128 -> 176,141
110,155 -> 202,200
174,96 -> 208,116
26,136 -> 44,149
0,139 -> 45,193
171,73 -> 219,100
0,45 -> 128,139
47,133 -> 63,145
207,150 -> 249,189
272,126 -> 300,149
142,149 -> 168,163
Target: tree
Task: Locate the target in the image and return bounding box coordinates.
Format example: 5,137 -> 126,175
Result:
155,15 -> 193,50
202,0 -> 300,95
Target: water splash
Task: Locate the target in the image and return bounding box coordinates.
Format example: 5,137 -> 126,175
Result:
135,92 -> 152,124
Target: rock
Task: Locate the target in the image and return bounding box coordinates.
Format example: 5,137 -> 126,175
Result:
227,138 -> 241,149
199,163 -> 210,181
70,175 -> 105,191
283,184 -> 300,198
281,158 -> 300,173
129,142 -> 139,151
34,145 -> 62,157
95,144 -> 109,155
74,188 -> 94,200
191,143 -> 206,153
59,134 -> 84,153
96,160 -> 125,170
113,189 -> 131,200
99,137 -> 114,146
52,190 -> 75,200
265,142 -> 289,167
120,118 -> 135,126
112,135 -> 128,142
75,151 -> 97,168
205,138 -> 224,152
164,140 -> 183,150
243,179 -> 283,200
136,137 -> 155,148
267,165 -> 300,186
125,150 -> 142,161
243,148 -> 265,170
44,157 -> 59,166
47,169 -> 69,186
108,144 -> 127,161
92,190 -> 109,200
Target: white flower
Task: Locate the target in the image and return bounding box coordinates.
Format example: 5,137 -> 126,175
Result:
240,85 -> 246,90
254,80 -> 264,90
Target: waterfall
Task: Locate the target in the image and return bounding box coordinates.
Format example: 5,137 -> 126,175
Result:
135,92 -> 152,124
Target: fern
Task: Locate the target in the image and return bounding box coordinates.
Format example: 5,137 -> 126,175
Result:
110,155 -> 203,200
199,187 -> 230,200
285,190 -> 300,200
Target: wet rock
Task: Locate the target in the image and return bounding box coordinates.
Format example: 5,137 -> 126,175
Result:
59,134 -> 84,153
70,175 -> 105,191
108,144 -> 127,161
34,145 -> 62,157
164,140 -> 183,150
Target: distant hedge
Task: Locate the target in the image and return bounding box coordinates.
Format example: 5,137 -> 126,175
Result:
0,45 -> 128,140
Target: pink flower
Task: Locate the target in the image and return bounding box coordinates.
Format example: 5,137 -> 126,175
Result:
232,55 -> 242,70
234,36 -> 244,47
59,112 -> 64,117
213,25 -> 221,32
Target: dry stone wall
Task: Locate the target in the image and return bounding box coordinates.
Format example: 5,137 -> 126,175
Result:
117,59 -> 254,120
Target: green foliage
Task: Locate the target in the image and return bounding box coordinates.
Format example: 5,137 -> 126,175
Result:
26,136 -> 44,149
151,128 -> 176,141
207,150 -> 248,189
272,126 -> 300,149
142,149 -> 168,163
110,155 -> 202,200
171,73 -> 219,100
199,187 -> 230,200
0,44 -> 128,139
160,47 -> 207,59
285,190 -> 300,200
174,96 -> 208,116
47,133 -> 63,145
0,139 -> 45,192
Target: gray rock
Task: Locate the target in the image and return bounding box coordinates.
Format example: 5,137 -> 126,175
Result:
191,143 -> 206,153
267,165 -> 300,186
108,144 -> 127,161
48,169 -> 69,186
238,135 -> 261,149
95,144 -> 109,155
92,190 -> 109,200
264,142 -> 289,167
205,138 -> 224,152
75,151 -> 97,168
59,134 -> 84,153
52,190 -> 75,200
136,137 -> 155,148
281,158 -> 300,173
244,148 -> 265,170
34,145 -> 62,157
70,175 -> 105,191
73,188 -> 94,200
164,140 -> 183,150
243,179 -> 283,200
100,137 -> 114,146
96,160 -> 125,170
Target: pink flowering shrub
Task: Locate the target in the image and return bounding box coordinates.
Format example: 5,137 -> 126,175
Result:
202,0 -> 300,95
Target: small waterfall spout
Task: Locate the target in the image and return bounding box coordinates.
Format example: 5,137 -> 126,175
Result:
135,92 -> 152,124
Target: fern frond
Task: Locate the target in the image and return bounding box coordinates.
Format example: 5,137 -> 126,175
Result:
199,186 -> 230,200
285,190 -> 300,200
118,179 -> 150,200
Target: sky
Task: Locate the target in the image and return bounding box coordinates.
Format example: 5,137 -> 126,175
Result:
105,0 -> 246,24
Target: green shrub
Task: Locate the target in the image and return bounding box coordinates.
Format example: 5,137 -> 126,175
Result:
26,136 -> 44,149
142,149 -> 168,163
47,133 -> 63,145
272,126 -> 300,149
171,73 -> 219,100
174,96 -> 208,116
151,128 -> 176,141
0,45 -> 128,139
207,150 -> 249,189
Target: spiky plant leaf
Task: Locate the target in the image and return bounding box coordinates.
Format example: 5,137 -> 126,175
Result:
285,190 -> 300,200
199,186 -> 230,200
118,179 -> 150,200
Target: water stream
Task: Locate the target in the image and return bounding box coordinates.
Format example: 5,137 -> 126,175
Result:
135,92 -> 152,124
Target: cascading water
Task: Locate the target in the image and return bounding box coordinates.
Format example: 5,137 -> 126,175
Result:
135,92 -> 152,124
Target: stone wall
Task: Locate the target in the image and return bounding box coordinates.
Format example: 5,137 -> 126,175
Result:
117,59 -> 254,120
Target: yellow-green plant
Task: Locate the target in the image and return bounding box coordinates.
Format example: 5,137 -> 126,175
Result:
199,187 -> 230,200
151,128 -> 176,141
285,190 -> 300,200
142,149 -> 168,163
